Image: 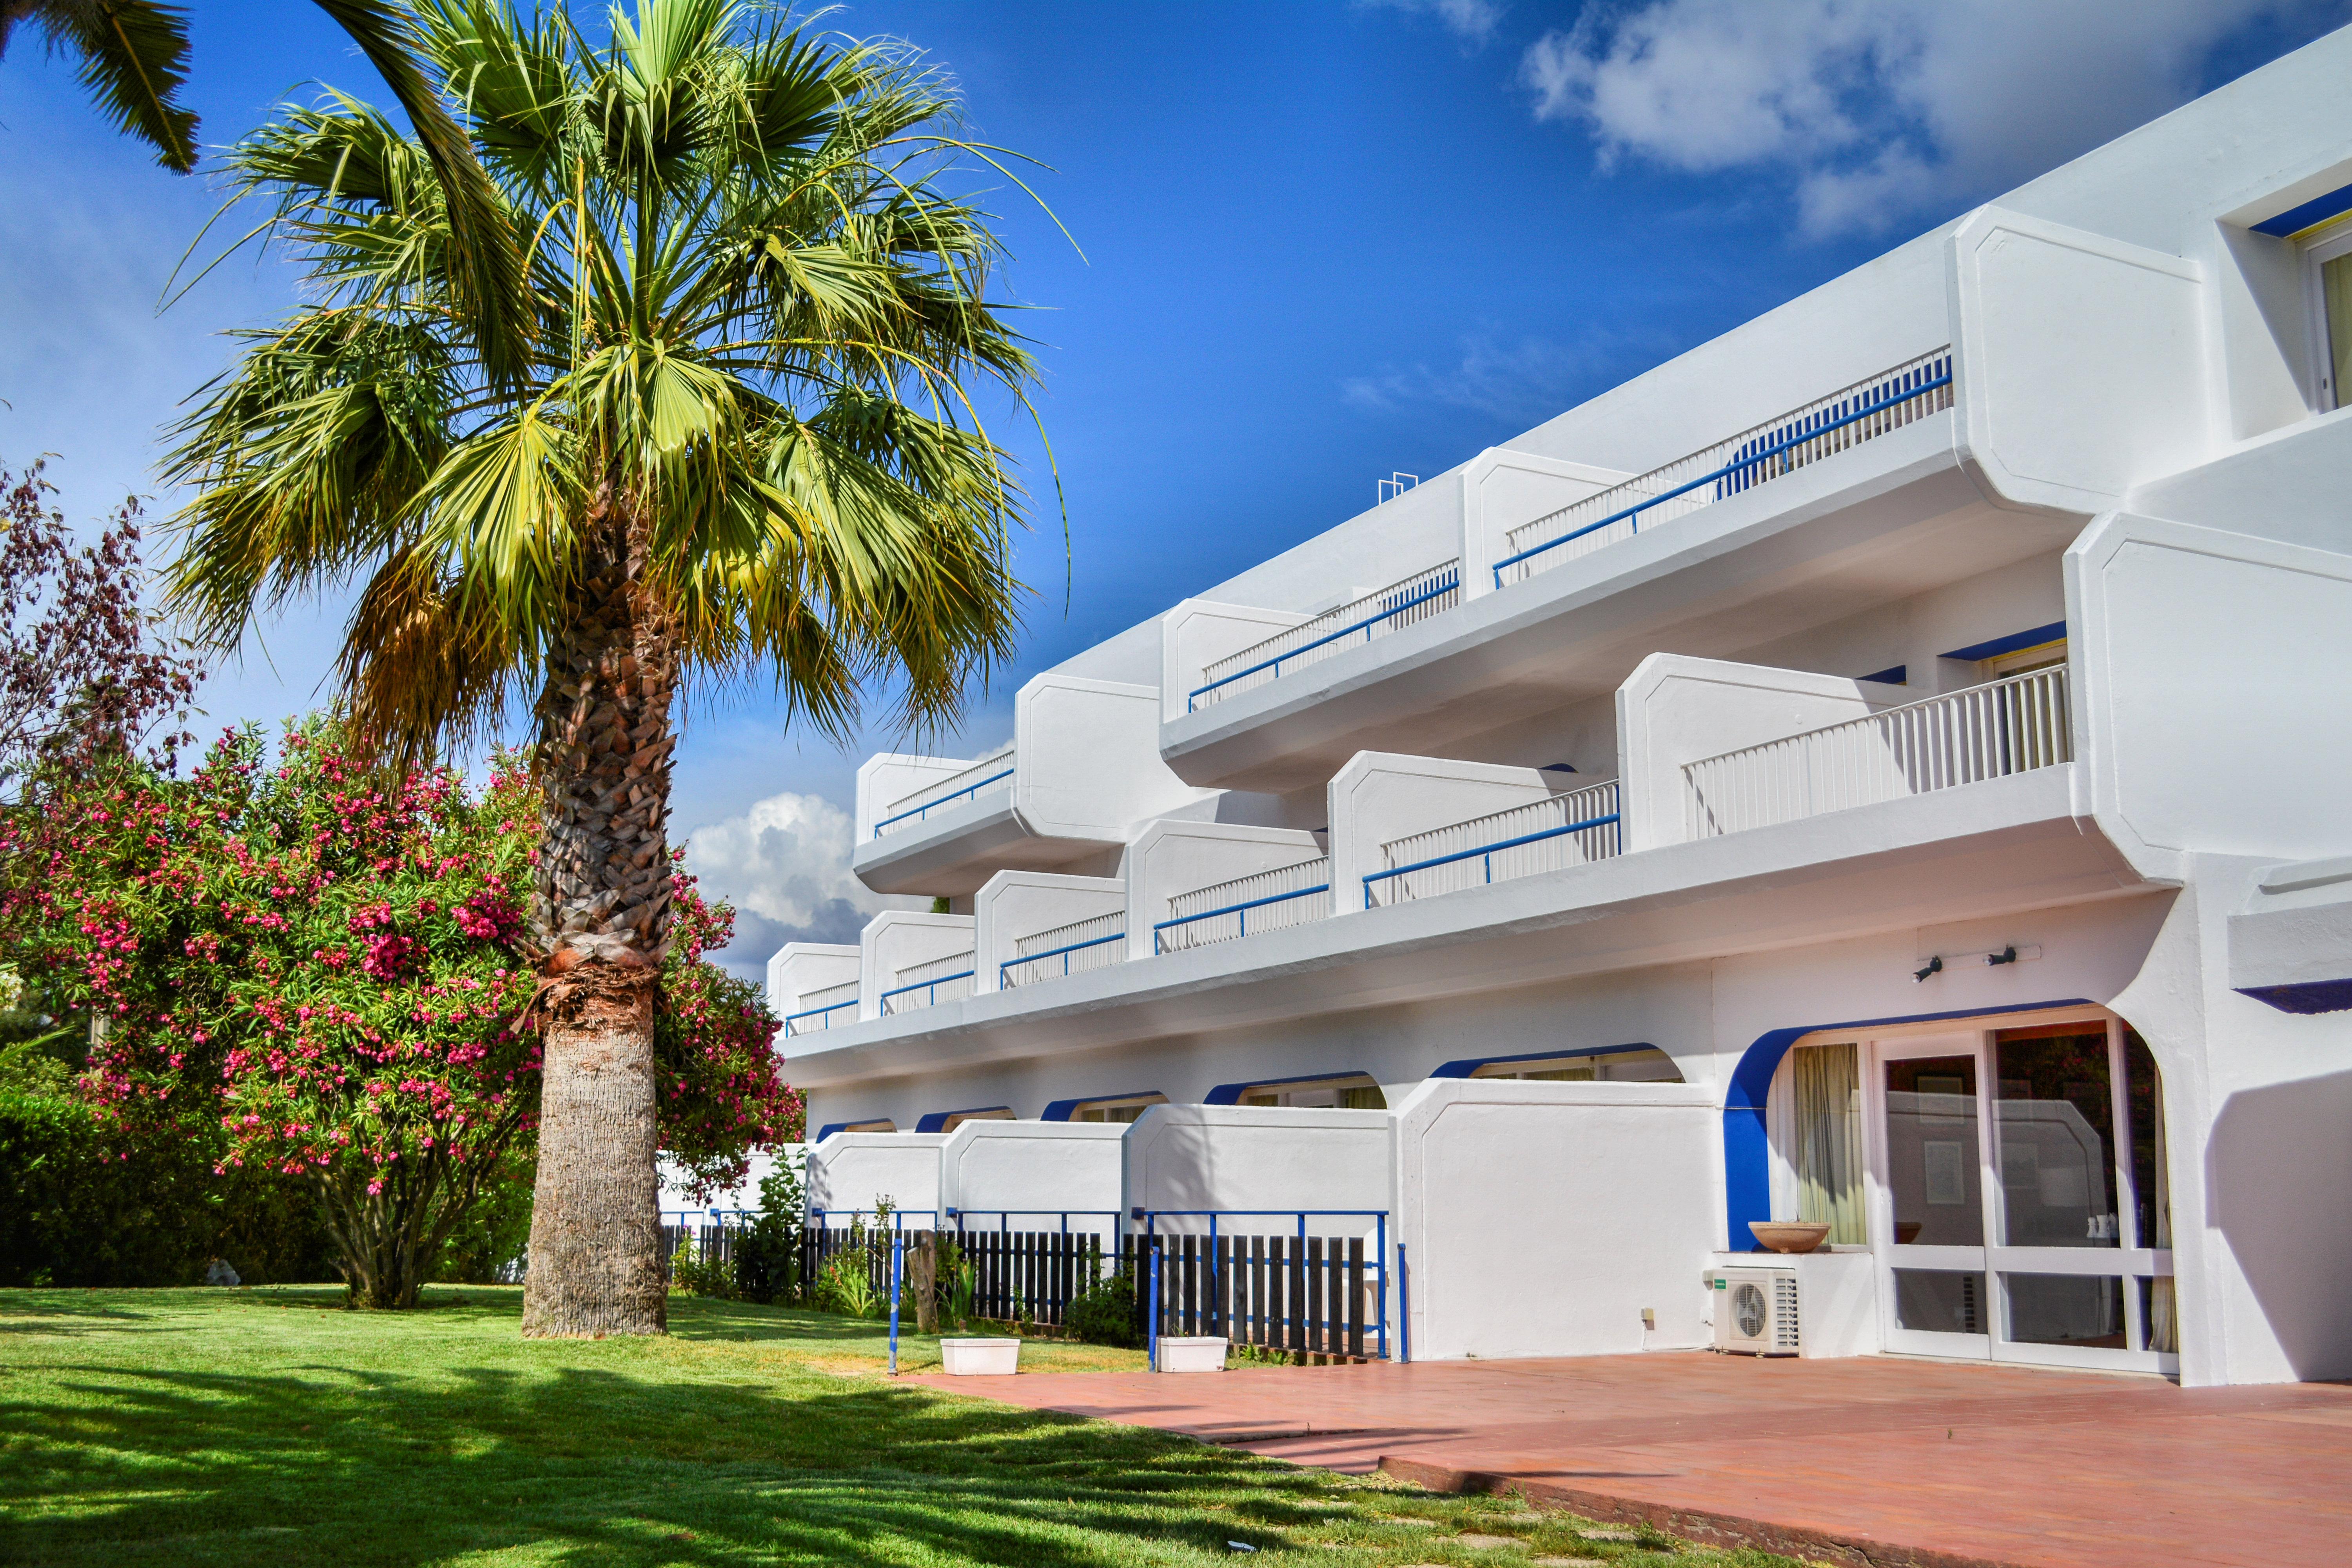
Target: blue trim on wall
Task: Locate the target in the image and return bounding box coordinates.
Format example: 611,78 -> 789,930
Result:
812,1120 -> 895,1142
1040,1091 -> 1165,1122
1858,665 -> 1907,686
1940,621 -> 2066,663
2252,179 -> 2352,238
2236,979 -> 2352,1015
1204,1069 -> 1379,1104
1720,998 -> 2093,1252
914,1105 -> 1013,1134
1430,1042 -> 1658,1079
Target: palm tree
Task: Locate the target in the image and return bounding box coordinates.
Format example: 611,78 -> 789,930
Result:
163,0 -> 1040,1336
0,0 -> 523,381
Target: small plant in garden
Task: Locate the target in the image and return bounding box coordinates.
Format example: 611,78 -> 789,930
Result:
814,1244 -> 880,1319
1065,1266 -> 1141,1348
733,1150 -> 805,1304
668,1236 -> 737,1300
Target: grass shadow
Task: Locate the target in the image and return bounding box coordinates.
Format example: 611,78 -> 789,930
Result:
0,1286 -> 1797,1568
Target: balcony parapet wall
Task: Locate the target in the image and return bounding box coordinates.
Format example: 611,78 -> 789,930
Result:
974,870 -> 1126,994
1326,753 -> 1569,912
1617,656 -> 1904,854
1125,819 -> 1326,961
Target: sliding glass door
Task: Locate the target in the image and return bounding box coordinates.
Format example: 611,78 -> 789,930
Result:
1865,1016 -> 2175,1372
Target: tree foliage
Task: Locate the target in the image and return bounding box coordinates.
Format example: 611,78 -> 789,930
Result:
165,0 -> 1043,777
0,718 -> 798,1305
0,462 -> 202,795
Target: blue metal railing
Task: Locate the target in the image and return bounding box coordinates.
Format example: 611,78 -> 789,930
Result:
1139,1207 -> 1391,1364
1187,566 -> 1459,711
1363,811 -> 1621,908
999,932 -> 1125,987
1491,361 -> 1953,588
782,998 -> 858,1036
808,1207 -> 942,1229
871,767 -> 1013,838
1152,883 -> 1332,953
948,1207 -> 1124,1235
879,971 -> 974,1013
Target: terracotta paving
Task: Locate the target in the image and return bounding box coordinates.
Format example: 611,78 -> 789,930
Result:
909,1352 -> 2352,1567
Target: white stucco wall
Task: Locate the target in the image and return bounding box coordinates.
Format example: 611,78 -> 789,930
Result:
1951,208 -> 2216,514
974,871 -> 1125,994
768,942 -> 859,1021
806,1132 -> 947,1222
1124,1104 -> 1392,1240
1617,655 -> 1898,851
1016,673 -> 1210,839
1396,1077 -> 1722,1361
1327,752 -> 1561,911
859,910 -> 976,1020
943,1120 -> 1127,1239
1123,819 -> 1327,959
857,750 -> 1000,842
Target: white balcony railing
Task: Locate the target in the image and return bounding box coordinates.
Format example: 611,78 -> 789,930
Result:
1494,348 -> 1955,589
1002,910 -> 1126,988
1364,779 -> 1622,908
1154,856 -> 1333,952
873,745 -> 1015,838
1683,666 -> 2071,839
880,950 -> 975,1015
1188,559 -> 1461,712
782,979 -> 858,1038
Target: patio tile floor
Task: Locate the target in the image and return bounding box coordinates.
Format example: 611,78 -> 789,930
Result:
910,1351 -> 2352,1567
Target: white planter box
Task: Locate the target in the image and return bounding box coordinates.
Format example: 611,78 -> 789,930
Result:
939,1337 -> 1022,1376
1155,1336 -> 1228,1373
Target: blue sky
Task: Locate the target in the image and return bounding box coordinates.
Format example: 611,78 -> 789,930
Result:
2,0 -> 2344,975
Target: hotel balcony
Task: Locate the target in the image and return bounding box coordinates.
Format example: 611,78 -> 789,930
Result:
786,651 -> 2108,1089
1160,207 -> 2220,794
853,671 -> 1212,896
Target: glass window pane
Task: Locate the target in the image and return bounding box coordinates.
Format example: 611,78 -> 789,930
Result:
1792,1044 -> 1866,1244
1885,1054 -> 1982,1245
2139,1276 -> 2179,1354
1895,1269 -> 1985,1334
2125,1031 -> 2172,1250
1993,1025 -> 2119,1247
2005,1273 -> 2125,1348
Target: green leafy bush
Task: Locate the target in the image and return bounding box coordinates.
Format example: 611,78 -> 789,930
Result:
813,1242 -> 880,1318
1065,1267 -> 1141,1348
668,1236 -> 738,1299
733,1153 -> 804,1304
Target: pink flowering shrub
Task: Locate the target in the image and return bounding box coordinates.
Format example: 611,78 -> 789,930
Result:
0,718 -> 800,1306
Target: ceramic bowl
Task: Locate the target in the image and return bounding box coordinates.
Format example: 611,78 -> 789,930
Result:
1748,1221 -> 1832,1254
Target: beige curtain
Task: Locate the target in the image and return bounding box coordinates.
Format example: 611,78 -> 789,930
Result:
2327,253 -> 2352,409
2147,1058 -> 2177,1352
1793,1044 -> 1867,1244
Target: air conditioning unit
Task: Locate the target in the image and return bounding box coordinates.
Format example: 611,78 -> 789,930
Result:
1711,1266 -> 1800,1356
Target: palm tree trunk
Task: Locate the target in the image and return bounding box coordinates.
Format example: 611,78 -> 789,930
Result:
520,486 -> 678,1338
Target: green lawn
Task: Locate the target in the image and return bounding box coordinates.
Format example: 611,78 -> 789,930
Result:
0,1287 -> 1805,1567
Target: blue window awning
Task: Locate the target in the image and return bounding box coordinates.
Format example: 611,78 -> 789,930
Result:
1941,621 -> 2065,663
2252,179 -> 2352,239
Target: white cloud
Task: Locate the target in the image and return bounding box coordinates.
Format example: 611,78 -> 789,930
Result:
681,790 -> 908,981
1359,0 -> 1508,48
1522,0 -> 2344,237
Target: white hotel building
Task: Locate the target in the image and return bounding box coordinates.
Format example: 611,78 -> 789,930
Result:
768,33 -> 2352,1387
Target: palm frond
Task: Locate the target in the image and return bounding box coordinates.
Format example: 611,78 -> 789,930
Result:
16,0 -> 200,172
313,0 -> 530,387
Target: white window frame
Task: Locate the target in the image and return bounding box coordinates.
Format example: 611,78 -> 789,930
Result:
2302,220 -> 2352,411
1771,1005 -> 2178,1375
